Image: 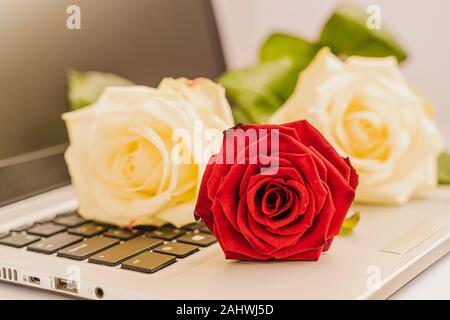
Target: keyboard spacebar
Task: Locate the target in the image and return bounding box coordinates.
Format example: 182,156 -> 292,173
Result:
88,236 -> 163,266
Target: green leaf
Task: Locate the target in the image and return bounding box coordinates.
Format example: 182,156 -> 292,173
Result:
438,152 -> 450,184
219,58 -> 298,124
221,34 -> 318,124
260,33 -> 320,70
339,211 -> 360,236
67,70 -> 134,110
231,105 -> 253,124
319,3 -> 407,62
218,4 -> 409,123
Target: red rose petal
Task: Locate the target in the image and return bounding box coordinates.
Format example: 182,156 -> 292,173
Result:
238,195 -> 301,253
308,148 -> 357,239
261,187 -> 285,216
284,120 -> 353,182
215,164 -> 248,229
212,197 -> 270,260
281,152 -> 328,213
245,175 -> 276,226
282,247 -> 323,261
271,190 -> 336,259
195,156 -> 216,228
265,183 -> 316,236
265,180 -> 308,225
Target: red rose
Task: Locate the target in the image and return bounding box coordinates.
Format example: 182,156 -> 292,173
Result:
195,120 -> 358,260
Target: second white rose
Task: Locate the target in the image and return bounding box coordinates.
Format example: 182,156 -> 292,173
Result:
269,48 -> 442,205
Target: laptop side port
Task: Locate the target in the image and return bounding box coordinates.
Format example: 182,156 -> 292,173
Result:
54,277 -> 78,294
28,276 -> 41,285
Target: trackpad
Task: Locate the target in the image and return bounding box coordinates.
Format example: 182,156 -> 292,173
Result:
380,222 -> 447,254
335,197 -> 450,253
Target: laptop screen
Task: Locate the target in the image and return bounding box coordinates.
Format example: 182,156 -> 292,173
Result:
0,0 -> 225,207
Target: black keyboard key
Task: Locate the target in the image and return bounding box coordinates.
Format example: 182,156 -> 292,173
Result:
181,221 -> 203,231
53,214 -> 87,227
122,252 -> 176,274
89,236 -> 163,266
27,223 -> 66,237
0,232 -> 9,239
154,242 -> 199,258
55,211 -> 77,217
58,236 -> 120,260
177,232 -> 216,247
35,217 -> 54,224
68,223 -> 106,237
182,221 -> 211,234
134,225 -> 157,232
103,228 -> 142,240
147,226 -> 186,240
10,224 -> 33,232
0,233 -> 40,248
94,222 -> 117,229
28,233 -> 82,254
199,224 -> 212,234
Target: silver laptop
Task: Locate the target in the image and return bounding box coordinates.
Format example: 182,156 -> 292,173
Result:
0,0 -> 449,300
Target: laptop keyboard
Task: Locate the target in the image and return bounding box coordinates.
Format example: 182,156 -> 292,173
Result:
0,211 -> 216,274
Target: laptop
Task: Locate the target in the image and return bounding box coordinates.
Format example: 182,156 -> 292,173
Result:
0,0 -> 449,300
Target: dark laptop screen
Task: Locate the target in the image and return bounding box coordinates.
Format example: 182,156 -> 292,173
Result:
0,0 -> 225,206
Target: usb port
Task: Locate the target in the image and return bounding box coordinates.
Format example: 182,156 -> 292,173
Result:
28,276 -> 41,285
54,278 -> 78,294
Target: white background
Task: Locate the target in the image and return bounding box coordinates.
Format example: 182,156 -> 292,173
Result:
213,0 -> 450,146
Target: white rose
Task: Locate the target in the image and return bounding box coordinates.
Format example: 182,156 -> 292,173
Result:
158,77 -> 234,131
63,78 -> 233,227
269,48 -> 442,204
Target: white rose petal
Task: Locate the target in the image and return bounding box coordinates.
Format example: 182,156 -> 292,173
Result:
158,77 -> 234,131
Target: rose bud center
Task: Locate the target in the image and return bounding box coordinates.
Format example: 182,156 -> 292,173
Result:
259,180 -> 299,220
